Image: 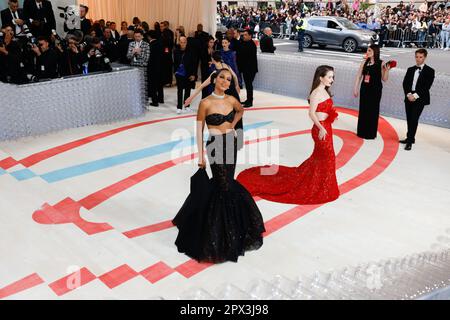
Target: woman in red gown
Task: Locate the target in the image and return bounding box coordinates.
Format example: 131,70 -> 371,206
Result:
237,65 -> 340,205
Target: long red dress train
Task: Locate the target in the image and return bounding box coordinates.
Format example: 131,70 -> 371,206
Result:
236,98 -> 340,205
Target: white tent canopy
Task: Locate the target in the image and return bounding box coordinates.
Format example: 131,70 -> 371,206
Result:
78,0 -> 217,35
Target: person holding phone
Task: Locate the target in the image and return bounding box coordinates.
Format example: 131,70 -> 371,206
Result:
353,44 -> 393,140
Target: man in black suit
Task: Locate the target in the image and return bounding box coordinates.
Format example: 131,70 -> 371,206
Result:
1,0 -> 26,37
238,29 -> 258,107
194,23 -> 209,48
260,27 -> 276,53
23,0 -> 56,37
147,30 -> 164,107
102,28 -> 119,62
79,5 -> 91,37
160,20 -> 174,88
118,27 -> 134,64
109,21 -> 120,41
401,48 -> 435,151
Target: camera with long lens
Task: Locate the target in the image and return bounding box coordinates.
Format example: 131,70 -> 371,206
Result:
22,23 -> 31,35
52,29 -> 68,50
95,49 -> 112,71
78,41 -> 86,49
25,34 -> 38,49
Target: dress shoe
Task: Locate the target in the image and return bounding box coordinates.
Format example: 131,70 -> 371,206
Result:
150,102 -> 159,107
400,139 -> 414,144
405,143 -> 412,151
243,101 -> 253,108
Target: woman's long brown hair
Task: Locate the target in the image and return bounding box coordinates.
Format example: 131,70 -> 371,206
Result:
309,65 -> 335,102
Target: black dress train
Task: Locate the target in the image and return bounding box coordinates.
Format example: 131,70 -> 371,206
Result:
172,131 -> 265,263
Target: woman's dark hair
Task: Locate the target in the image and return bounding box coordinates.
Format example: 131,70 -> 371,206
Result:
215,31 -> 223,41
147,30 -> 157,39
141,21 -> 150,32
212,51 -> 223,62
309,65 -> 334,101
208,35 -> 215,42
367,44 -> 381,63
211,68 -> 232,85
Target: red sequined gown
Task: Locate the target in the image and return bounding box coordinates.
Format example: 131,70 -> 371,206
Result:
237,98 -> 340,205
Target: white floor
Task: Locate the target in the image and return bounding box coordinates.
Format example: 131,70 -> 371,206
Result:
0,88 -> 449,300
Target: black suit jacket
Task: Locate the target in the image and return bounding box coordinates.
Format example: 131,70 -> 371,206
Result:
237,40 -> 258,74
174,46 -> 196,79
23,0 -> 56,35
80,18 -> 92,36
111,30 -> 120,41
1,8 -> 25,29
195,31 -> 210,48
148,39 -> 163,81
260,35 -> 276,53
402,64 -> 435,106
36,48 -> 59,79
102,38 -> 119,62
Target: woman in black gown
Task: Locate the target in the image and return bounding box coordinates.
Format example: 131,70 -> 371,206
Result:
172,69 -> 265,264
353,44 -> 391,139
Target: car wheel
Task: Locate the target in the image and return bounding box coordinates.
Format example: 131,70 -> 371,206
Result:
318,44 -> 327,49
343,38 -> 357,53
303,35 -> 313,48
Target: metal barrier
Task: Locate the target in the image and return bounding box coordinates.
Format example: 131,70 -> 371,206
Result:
383,28 -> 404,47
254,52 -> 450,129
0,67 -> 146,141
383,27 -> 443,48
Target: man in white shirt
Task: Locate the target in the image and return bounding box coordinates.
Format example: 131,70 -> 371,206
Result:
1,0 -> 26,37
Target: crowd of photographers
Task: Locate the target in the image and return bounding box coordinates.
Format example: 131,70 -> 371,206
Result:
0,0 -> 115,84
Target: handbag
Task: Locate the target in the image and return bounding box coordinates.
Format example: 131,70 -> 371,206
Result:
175,53 -> 187,77
175,63 -> 187,77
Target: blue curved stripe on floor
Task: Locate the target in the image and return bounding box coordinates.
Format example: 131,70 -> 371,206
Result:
38,121 -> 272,183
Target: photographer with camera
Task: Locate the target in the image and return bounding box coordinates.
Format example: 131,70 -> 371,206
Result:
55,35 -> 83,77
83,36 -> 112,73
0,25 -> 27,84
31,36 -> 58,80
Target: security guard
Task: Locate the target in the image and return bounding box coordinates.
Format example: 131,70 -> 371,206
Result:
296,13 -> 307,52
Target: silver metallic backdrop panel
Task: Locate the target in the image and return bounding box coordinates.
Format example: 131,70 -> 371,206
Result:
254,53 -> 450,129
0,67 -> 145,141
